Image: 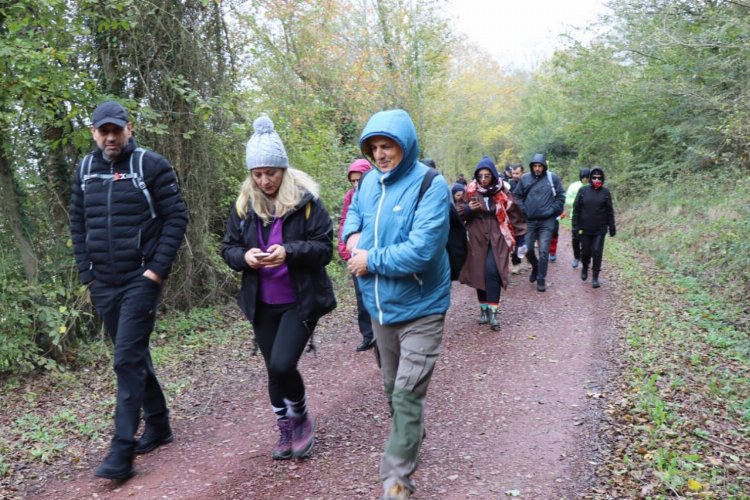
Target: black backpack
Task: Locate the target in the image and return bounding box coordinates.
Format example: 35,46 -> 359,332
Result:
417,168 -> 468,281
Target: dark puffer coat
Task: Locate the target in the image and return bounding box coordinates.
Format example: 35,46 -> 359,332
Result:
69,138 -> 188,285
221,192 -> 336,324
572,167 -> 616,236
513,155 -> 565,221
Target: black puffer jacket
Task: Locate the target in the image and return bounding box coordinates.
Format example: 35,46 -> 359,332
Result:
69,138 -> 188,285
513,159 -> 565,220
221,193 -> 336,323
572,167 -> 616,236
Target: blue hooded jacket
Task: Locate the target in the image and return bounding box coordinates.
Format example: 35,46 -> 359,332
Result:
342,109 -> 451,325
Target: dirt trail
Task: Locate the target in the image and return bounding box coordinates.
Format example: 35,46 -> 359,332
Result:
36,228 -> 614,499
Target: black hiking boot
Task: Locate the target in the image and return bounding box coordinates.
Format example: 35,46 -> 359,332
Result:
592,272 -> 600,288
94,450 -> 135,481
581,267 -> 588,281
529,267 -> 538,283
135,425 -> 173,454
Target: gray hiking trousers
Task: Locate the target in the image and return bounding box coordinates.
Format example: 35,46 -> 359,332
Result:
372,314 -> 445,494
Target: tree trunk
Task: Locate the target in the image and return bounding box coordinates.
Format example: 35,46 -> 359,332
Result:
0,140 -> 39,284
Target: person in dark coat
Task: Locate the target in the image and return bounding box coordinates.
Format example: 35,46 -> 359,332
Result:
69,101 -> 188,480
451,182 -> 468,216
572,166 -> 616,288
513,153 -> 565,292
459,156 -> 526,329
221,116 -> 336,460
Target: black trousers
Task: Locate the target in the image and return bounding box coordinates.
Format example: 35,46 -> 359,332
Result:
90,275 -> 168,455
252,302 -> 312,408
353,277 -> 373,342
476,244 -> 502,304
572,230 -> 582,260
581,233 -> 606,273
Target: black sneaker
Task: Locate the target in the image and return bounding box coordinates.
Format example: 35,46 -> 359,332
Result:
356,339 -> 376,352
581,268 -> 588,281
536,279 -> 546,292
135,426 -> 173,455
529,268 -> 538,283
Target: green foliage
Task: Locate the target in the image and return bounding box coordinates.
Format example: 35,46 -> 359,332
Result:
605,235 -> 749,497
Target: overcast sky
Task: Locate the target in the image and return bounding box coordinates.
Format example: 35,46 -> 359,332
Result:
445,0 -> 611,71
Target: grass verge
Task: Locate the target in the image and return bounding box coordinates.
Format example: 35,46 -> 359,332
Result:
600,237 -> 749,498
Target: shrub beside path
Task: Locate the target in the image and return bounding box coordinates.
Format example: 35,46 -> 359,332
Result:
35,233 -> 614,499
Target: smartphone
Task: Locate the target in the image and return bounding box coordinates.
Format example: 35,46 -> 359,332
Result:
255,252 -> 271,258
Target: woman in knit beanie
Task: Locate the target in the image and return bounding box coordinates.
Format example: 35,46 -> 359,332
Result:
221,115 -> 336,460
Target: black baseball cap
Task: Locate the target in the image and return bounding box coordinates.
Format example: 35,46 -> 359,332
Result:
92,101 -> 129,128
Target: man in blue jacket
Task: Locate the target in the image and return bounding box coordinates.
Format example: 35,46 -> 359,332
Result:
69,101 -> 188,480
343,109 -> 451,500
513,153 -> 565,292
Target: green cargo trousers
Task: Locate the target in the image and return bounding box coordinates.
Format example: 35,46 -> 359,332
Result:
372,314 -> 445,494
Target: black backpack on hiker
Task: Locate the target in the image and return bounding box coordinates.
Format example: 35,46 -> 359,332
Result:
416,168 -> 468,281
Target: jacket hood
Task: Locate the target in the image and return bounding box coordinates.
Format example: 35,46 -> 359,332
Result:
359,109 -> 420,182
529,153 -> 548,176
590,166 -> 605,183
451,182 -> 466,195
421,158 -> 437,169
579,167 -> 591,181
347,158 -> 372,180
474,155 -> 500,183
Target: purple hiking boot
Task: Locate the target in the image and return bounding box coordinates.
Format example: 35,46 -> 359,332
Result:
272,418 -> 293,460
290,414 -> 315,458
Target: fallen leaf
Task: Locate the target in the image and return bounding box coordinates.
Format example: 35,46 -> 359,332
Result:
687,479 -> 702,491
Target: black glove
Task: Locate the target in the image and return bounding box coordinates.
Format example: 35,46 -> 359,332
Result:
609,229 -> 616,237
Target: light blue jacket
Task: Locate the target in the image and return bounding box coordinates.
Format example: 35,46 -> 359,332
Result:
343,109 -> 451,325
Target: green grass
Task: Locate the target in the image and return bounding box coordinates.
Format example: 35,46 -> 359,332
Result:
603,223 -> 750,498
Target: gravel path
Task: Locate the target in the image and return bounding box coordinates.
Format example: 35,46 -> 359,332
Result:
36,229 -> 614,499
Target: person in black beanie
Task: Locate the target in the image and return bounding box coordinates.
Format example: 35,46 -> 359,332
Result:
572,166 -> 616,288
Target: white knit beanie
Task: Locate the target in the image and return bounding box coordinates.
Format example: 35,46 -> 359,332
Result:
245,115 -> 289,170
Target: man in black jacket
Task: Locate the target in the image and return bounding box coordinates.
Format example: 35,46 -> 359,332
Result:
513,153 -> 565,292
69,101 -> 188,480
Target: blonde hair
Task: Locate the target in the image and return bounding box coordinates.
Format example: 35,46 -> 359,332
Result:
235,168 -> 320,224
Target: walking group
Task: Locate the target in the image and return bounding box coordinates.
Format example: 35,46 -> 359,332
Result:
70,101 -> 614,499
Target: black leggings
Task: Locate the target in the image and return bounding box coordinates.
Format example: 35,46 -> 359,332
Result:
252,302 -> 311,408
476,245 -> 502,304
581,234 -> 606,273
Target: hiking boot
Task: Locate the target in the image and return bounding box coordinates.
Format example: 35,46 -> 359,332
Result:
571,258 -> 580,269
592,273 -> 600,288
489,310 -> 501,330
529,268 -> 538,283
478,308 -> 489,324
134,425 -> 173,455
536,279 -> 546,292
290,414 -> 315,458
272,418 -> 293,460
94,450 -> 135,481
511,264 -> 521,275
356,338 -> 376,352
382,481 -> 411,500
581,267 -> 588,281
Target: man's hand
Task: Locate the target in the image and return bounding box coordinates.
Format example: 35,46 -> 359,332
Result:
346,232 -> 361,253
347,250 -> 369,277
142,269 -> 163,284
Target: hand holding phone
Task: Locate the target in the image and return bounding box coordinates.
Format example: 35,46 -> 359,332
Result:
254,252 -> 271,258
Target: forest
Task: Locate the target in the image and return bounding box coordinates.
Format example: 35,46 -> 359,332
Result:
0,0 -> 748,497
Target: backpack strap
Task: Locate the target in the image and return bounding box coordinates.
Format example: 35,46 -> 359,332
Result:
79,154 -> 95,192
546,171 -> 556,197
305,201 -> 311,220
416,167 -> 440,208
131,147 -> 157,219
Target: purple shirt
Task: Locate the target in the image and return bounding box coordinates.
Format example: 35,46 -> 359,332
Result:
257,218 -> 296,304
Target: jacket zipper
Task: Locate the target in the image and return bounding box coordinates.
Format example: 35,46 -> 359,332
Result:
107,160 -> 115,269
374,180 -> 386,324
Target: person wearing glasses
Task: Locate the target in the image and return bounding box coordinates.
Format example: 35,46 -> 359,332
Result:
337,158 -> 375,351
572,166 -> 616,288
459,156 -> 526,329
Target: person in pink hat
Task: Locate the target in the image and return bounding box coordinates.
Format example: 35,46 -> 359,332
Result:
338,158 -> 375,351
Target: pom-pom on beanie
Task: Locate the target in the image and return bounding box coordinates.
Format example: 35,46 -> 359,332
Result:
245,115 -> 289,170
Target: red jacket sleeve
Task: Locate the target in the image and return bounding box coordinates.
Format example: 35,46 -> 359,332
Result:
337,188 -> 354,261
